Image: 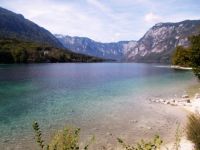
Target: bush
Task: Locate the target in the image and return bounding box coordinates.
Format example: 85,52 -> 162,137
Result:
172,34 -> 200,79
117,135 -> 163,150
33,122 -> 184,150
186,114 -> 200,150
172,46 -> 191,67
32,121 -> 94,150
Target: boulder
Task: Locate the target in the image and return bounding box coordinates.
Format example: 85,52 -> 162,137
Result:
147,126 -> 152,130
182,95 -> 189,98
186,99 -> 191,103
171,99 -> 176,103
130,120 -> 138,123
106,132 -> 112,136
159,99 -> 165,103
179,98 -> 190,102
164,101 -> 169,105
195,93 -> 200,99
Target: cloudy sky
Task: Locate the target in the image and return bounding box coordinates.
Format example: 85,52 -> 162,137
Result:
0,0 -> 200,42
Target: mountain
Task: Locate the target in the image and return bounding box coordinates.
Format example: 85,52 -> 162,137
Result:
55,34 -> 137,61
56,20 -> 200,63
0,38 -> 105,63
0,7 -> 63,48
125,20 -> 200,63
0,7 -> 105,63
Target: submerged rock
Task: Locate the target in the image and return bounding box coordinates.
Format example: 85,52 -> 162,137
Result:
3,139 -> 9,143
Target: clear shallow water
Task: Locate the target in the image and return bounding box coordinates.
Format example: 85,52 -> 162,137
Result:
0,63 -> 198,149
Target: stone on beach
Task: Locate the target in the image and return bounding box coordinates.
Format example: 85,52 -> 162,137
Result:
179,98 -> 190,103
130,120 -> 138,123
195,93 -> 200,99
186,99 -> 191,103
171,99 -> 176,103
159,99 -> 165,103
106,132 -> 112,136
147,126 -> 152,130
182,95 -> 189,98
155,99 -> 160,103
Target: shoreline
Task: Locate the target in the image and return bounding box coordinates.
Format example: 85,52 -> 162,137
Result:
170,65 -> 192,70
150,92 -> 200,150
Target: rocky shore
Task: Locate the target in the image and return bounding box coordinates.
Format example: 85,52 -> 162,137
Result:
149,93 -> 200,113
149,92 -> 200,150
170,65 -> 192,70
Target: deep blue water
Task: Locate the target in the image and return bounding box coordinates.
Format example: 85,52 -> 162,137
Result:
0,63 -> 197,149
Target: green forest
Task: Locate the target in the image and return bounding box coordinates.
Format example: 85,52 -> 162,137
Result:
0,38 -> 105,63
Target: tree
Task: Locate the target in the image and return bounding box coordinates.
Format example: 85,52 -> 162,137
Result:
189,35 -> 200,79
172,46 -> 191,67
172,34 -> 200,79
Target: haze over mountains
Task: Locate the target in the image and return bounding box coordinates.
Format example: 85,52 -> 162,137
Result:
55,34 -> 136,61
0,6 -> 200,63
56,20 -> 200,63
0,7 -> 104,63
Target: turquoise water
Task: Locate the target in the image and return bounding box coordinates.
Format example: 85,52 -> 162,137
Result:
0,63 -> 197,149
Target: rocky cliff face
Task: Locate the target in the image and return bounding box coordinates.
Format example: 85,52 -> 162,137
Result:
126,20 -> 200,63
55,34 -> 136,60
56,20 -> 200,63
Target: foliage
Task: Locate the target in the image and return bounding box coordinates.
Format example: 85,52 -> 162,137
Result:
32,121 -> 46,149
172,34 -> 200,79
32,121 -> 94,150
117,135 -> 163,150
186,113 -> 200,150
189,35 -> 200,79
48,128 -> 81,150
172,46 -> 191,67
0,38 -> 105,63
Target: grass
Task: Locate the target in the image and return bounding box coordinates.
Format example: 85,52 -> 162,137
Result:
33,114 -> 200,150
186,113 -> 200,150
117,135 -> 163,150
32,121 -> 94,150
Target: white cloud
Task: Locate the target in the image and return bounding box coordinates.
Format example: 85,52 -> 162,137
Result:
0,0 -> 200,42
86,0 -> 110,12
144,12 -> 161,23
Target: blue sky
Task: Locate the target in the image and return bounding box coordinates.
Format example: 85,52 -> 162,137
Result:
0,0 -> 200,42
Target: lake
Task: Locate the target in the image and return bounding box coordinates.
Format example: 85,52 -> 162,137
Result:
0,63 -> 198,149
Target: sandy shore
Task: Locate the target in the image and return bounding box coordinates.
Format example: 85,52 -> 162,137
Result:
151,92 -> 200,150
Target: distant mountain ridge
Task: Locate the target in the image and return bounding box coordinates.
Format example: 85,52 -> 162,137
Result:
55,34 -> 136,60
56,20 -> 200,63
0,7 -> 105,63
0,7 -> 63,48
1,6 -> 200,63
